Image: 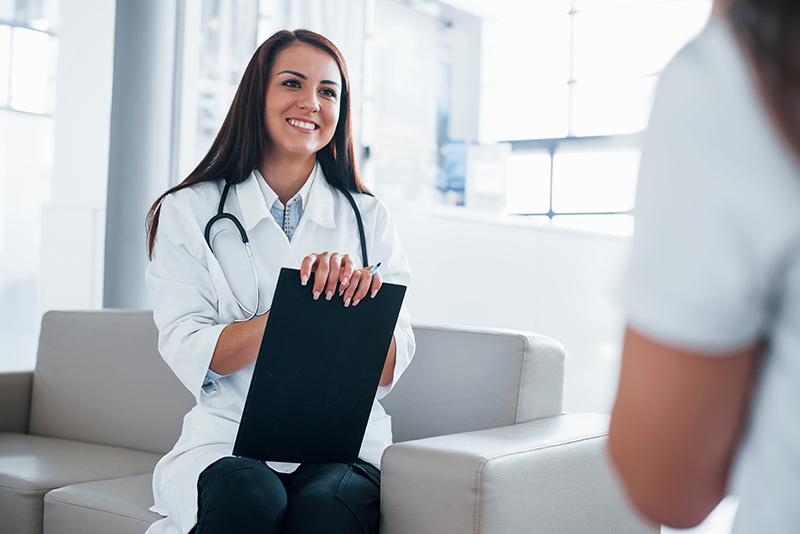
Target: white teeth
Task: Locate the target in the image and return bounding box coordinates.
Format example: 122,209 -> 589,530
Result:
288,119 -> 316,130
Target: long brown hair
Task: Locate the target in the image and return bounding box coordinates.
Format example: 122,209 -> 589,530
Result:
729,0 -> 800,158
146,29 -> 366,258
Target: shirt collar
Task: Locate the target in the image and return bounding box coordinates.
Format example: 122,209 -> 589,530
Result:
254,166 -> 315,213
235,162 -> 335,231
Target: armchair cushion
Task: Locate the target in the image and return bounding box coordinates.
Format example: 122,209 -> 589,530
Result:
0,433 -> 159,534
43,474 -> 159,534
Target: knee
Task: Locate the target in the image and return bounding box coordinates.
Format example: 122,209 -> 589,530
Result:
199,458 -> 288,520
291,488 -> 341,518
289,469 -> 379,532
289,489 -> 359,533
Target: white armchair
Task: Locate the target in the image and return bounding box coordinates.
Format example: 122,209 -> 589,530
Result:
380,325 -> 653,533
0,312 -> 653,534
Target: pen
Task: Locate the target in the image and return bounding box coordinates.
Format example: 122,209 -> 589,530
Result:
368,262 -> 382,275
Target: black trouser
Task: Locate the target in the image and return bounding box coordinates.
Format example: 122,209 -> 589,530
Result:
190,456 -> 381,534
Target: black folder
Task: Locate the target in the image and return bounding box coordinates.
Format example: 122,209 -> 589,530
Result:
232,267 -> 406,464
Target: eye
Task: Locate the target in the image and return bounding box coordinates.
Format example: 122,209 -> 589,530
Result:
282,79 -> 301,88
320,87 -> 337,99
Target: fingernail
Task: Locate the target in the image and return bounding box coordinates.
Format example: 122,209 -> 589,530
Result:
313,291 -> 321,300
326,290 -> 333,301
301,275 -> 308,286
344,298 -> 350,307
370,289 -> 378,298
353,298 -> 360,306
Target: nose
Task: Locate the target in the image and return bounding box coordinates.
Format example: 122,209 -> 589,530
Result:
297,90 -> 320,113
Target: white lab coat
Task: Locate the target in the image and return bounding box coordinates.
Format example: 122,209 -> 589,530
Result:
144,163 -> 415,534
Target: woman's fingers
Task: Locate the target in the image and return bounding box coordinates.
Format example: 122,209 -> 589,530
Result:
299,253 -> 318,285
338,255 -> 354,296
369,271 -> 383,299
351,270 -> 373,307
311,251 -> 330,300
324,253 -> 341,300
301,252 -> 371,304
342,270 -> 362,307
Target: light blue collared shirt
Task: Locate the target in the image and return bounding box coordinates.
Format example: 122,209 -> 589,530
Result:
203,168 -> 316,389
257,167 -> 315,243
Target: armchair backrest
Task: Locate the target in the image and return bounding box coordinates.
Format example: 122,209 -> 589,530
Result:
382,325 -> 564,442
28,311 -> 565,453
29,310 -> 193,454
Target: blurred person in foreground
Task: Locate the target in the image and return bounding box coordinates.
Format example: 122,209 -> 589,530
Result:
608,0 -> 800,531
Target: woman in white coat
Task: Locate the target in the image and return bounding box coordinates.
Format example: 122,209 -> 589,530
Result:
143,29 -> 415,534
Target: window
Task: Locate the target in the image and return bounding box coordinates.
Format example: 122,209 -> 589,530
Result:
179,0 -> 711,235
0,26 -> 10,104
178,0 -> 369,179
0,0 -> 59,114
479,0 -> 712,234
175,0 -> 259,177
0,0 -> 59,371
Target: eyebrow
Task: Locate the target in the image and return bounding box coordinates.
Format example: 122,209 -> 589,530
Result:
277,69 -> 340,87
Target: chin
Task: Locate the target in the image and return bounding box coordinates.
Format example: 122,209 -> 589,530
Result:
270,140 -> 319,157
290,144 -> 321,157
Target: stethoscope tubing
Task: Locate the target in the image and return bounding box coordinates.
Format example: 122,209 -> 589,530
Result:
203,175 -> 369,321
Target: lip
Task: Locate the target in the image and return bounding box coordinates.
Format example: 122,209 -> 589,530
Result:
285,117 -> 320,133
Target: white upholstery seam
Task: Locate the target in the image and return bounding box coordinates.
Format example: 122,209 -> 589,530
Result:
0,484 -> 50,492
473,457 -> 487,534
0,470 -> 155,493
512,334 -> 531,423
44,495 -> 152,525
479,431 -> 607,461
43,309 -> 153,317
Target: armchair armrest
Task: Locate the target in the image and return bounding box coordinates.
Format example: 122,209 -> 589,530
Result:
380,413 -> 656,534
0,371 -> 32,433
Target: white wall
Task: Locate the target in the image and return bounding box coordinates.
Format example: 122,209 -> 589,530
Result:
390,206 -> 631,414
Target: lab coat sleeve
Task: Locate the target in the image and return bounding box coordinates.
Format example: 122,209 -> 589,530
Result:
146,193 -> 227,403
371,203 -> 415,400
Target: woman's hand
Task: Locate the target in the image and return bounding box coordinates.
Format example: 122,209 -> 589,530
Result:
300,251 -> 382,307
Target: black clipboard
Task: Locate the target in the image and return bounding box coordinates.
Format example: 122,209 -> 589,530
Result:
232,267 -> 406,464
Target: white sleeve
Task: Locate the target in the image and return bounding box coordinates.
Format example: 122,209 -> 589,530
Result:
370,202 -> 416,400
146,194 -> 227,402
623,58 -> 770,353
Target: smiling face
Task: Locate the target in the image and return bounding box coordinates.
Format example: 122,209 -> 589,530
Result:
263,42 -> 343,159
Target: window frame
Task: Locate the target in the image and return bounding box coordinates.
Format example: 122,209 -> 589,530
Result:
490,0 -> 710,223
0,17 -> 57,116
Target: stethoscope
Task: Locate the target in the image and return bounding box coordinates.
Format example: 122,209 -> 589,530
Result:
203,171 -> 369,321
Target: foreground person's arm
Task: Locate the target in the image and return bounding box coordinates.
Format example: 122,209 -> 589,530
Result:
608,327 -> 760,528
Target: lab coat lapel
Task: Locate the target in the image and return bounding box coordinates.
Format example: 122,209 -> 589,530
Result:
299,165 -> 336,230
233,171 -> 300,275
289,169 -> 337,259
232,166 -> 340,273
